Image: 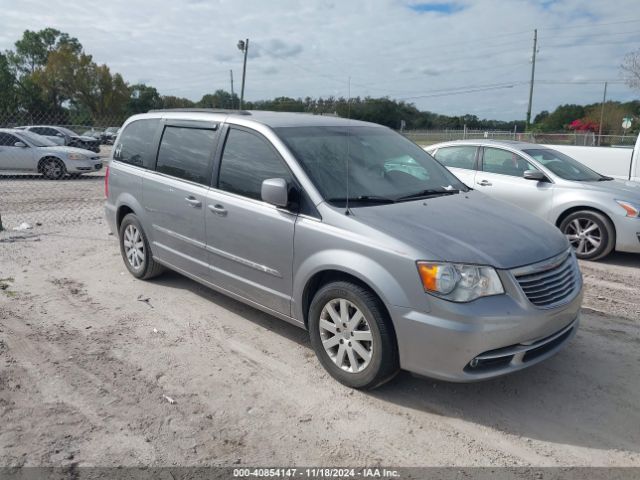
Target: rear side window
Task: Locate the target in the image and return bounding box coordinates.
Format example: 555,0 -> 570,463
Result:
434,146 -> 477,170
218,128 -> 292,200
113,119 -> 160,169
156,126 -> 217,185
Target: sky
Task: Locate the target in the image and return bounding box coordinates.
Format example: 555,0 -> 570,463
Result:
0,0 -> 639,121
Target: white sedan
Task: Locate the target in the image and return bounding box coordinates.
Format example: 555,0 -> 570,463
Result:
0,128 -> 103,179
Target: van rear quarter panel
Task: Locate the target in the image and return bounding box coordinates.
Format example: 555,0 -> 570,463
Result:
107,162 -> 146,233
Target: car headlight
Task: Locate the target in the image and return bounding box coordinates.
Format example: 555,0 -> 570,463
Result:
416,261 -> 504,302
67,153 -> 88,161
615,199 -> 640,218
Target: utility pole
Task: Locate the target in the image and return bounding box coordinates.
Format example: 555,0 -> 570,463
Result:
525,29 -> 538,131
230,70 -> 235,109
597,81 -> 608,146
237,38 -> 249,109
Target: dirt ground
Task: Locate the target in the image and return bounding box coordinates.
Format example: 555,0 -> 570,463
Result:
0,173 -> 639,467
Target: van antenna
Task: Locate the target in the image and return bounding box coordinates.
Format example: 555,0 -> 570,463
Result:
345,76 -> 351,215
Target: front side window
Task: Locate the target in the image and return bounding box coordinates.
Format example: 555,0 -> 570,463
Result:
218,128 -> 292,200
482,147 -> 537,177
523,148 -> 604,181
275,126 -> 468,205
156,126 -> 217,185
114,119 -> 160,169
434,146 -> 477,170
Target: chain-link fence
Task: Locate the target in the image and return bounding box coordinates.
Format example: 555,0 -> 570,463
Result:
0,114 -> 118,234
402,129 -> 638,147
1,113 -> 638,234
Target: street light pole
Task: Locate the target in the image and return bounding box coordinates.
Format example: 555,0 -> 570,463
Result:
525,29 -> 538,131
237,38 -> 249,110
230,70 -> 235,109
597,81 -> 608,146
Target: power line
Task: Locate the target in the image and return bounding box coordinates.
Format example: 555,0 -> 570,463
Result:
398,83 -> 524,101
539,17 -> 640,31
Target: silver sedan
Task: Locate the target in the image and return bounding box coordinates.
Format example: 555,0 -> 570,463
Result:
0,128 -> 102,179
426,140 -> 640,260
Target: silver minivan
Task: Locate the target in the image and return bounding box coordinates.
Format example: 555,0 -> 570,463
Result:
105,110 -> 583,389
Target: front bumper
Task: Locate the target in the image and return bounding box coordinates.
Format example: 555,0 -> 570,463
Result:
390,268 -> 583,382
613,215 -> 640,254
65,159 -> 103,173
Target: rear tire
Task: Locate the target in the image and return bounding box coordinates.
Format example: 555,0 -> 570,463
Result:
560,210 -> 615,260
119,214 -> 165,279
308,281 -> 399,389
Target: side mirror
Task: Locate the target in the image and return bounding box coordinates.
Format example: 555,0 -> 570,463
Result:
523,169 -> 547,181
261,178 -> 288,207
14,141 -> 27,148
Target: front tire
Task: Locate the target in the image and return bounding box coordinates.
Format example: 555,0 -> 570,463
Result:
119,214 -> 165,279
308,281 -> 399,389
560,210 -> 615,260
41,157 -> 66,180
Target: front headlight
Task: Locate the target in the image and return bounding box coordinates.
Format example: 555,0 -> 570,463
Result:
615,199 -> 640,218
67,153 -> 88,160
416,261 -> 504,302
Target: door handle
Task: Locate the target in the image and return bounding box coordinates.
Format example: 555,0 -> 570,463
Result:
185,196 -> 202,208
208,204 -> 227,216
478,179 -> 492,186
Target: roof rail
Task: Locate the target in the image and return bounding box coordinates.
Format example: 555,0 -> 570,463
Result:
147,108 -> 251,115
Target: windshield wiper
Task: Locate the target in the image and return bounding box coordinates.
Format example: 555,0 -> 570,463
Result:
326,195 -> 396,205
396,188 -> 460,201
598,176 -> 614,181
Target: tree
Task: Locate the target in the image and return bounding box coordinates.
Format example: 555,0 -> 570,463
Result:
621,49 -> 640,91
160,96 -> 195,109
534,104 -> 585,131
197,89 -> 238,109
0,53 -> 18,116
7,28 -> 80,76
41,44 -> 130,119
128,84 -> 162,114
5,28 -> 82,119
533,110 -> 549,124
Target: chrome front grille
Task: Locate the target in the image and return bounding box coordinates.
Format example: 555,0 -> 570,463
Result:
512,250 -> 580,308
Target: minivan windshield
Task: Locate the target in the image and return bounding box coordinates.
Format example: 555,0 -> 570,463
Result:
523,148 -> 607,181
275,126 -> 468,205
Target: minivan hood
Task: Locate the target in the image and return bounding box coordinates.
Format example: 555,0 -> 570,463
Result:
350,190 -> 568,270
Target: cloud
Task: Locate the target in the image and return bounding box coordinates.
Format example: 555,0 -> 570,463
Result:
0,0 -> 637,120
408,2 -> 466,14
257,39 -> 304,59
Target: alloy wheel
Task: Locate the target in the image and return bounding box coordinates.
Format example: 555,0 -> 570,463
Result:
44,159 -> 63,179
319,298 -> 373,373
564,218 -> 602,256
123,224 -> 145,270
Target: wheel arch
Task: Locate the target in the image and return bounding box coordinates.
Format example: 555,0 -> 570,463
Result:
114,194 -> 146,232
555,205 -> 616,232
555,205 -> 617,252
